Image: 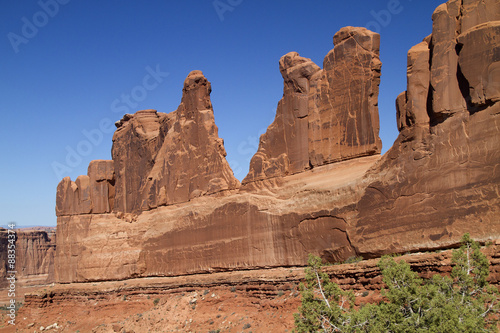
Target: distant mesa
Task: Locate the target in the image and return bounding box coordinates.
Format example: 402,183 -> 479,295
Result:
0,227 -> 56,288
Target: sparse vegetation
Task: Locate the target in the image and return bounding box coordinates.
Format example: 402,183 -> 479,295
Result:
294,234 -> 500,332
0,302 -> 23,312
343,256 -> 363,264
153,298 -> 160,306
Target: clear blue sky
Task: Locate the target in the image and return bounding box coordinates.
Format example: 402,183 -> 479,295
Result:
1,0 -> 444,227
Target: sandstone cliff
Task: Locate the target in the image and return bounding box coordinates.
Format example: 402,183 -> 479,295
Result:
14,243 -> 500,332
54,0 -> 500,284
243,27 -> 382,185
0,228 -> 56,289
352,1 -> 500,257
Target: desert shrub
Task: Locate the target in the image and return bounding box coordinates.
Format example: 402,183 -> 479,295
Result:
294,234 -> 499,332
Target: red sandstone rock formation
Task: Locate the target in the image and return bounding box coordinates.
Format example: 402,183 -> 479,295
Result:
352,1 -> 500,257
14,244 -> 500,332
56,160 -> 114,216
0,228 -> 56,289
112,71 -> 240,214
53,0 -> 500,284
243,27 -> 382,185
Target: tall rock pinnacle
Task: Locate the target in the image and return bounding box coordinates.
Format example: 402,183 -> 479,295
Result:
243,27 -> 382,185
57,71 -> 239,216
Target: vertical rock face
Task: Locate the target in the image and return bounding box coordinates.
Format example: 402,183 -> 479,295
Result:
88,160 -> 115,214
56,160 -> 115,216
405,42 -> 431,127
396,41 -> 431,131
58,71 -> 239,216
395,91 -> 408,131
429,0 -> 466,120
457,22 -> 500,106
309,27 -> 382,166
140,71 -> 240,209
111,71 -> 240,214
429,0 -> 500,121
0,228 -> 56,288
243,52 -> 321,182
243,27 -> 382,184
352,0 -> 500,257
112,110 -> 163,213
460,0 -> 500,32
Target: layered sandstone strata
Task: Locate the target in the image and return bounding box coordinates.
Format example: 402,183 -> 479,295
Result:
16,244 -> 500,332
0,228 -> 56,288
54,0 -> 500,284
55,156 -> 377,283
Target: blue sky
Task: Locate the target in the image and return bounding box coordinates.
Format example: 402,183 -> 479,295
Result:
1,0 -> 443,227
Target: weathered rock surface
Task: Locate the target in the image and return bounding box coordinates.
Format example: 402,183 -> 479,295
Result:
352,0 -> 500,257
429,0 -> 466,120
0,228 -> 56,289
242,52 -> 320,182
111,72 -> 240,214
405,41 -> 431,128
53,0 -> 500,284
243,27 -> 382,184
309,27 -> 382,166
111,109 -> 163,213
13,244 -> 500,332
457,21 -> 500,106
55,156 -> 377,283
429,0 -> 500,121
56,160 -> 114,216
